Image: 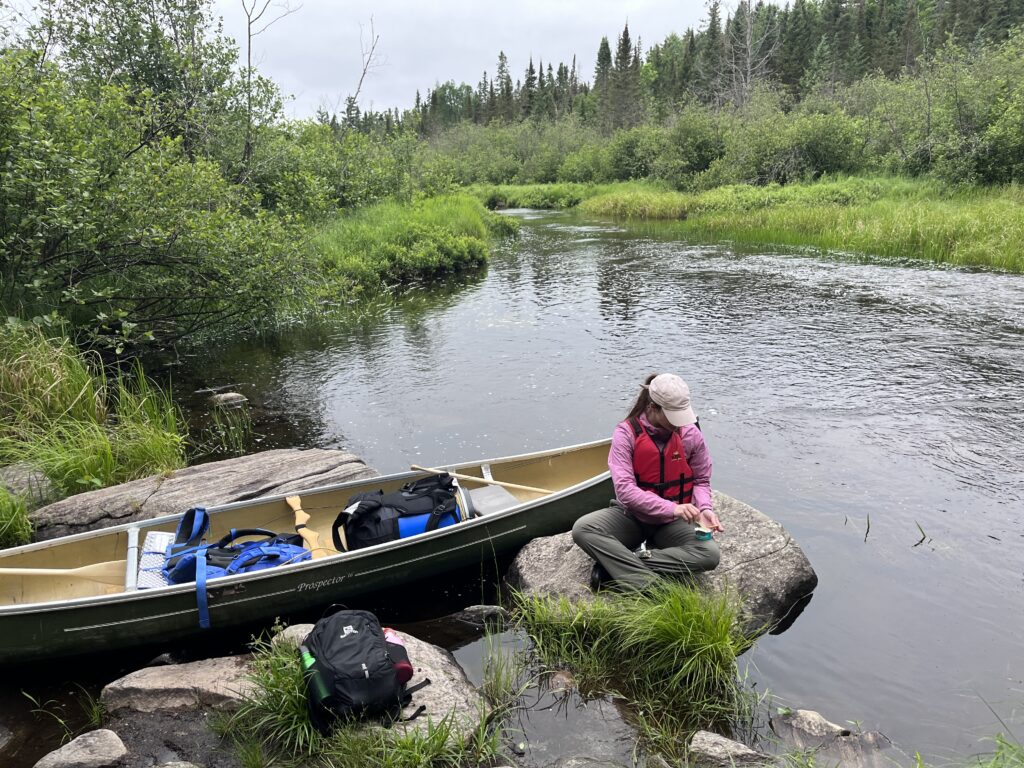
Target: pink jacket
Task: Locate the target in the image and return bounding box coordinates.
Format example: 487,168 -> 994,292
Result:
608,413 -> 713,524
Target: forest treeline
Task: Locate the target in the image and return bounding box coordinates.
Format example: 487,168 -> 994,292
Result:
3,0 -> 1024,354
380,0 -> 1024,134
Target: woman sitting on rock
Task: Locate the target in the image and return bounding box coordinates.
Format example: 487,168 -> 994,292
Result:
572,373 -> 724,591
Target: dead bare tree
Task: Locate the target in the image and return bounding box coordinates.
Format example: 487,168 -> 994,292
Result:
239,0 -> 301,173
726,0 -> 780,107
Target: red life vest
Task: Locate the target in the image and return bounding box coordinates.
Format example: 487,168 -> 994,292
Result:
628,417 -> 694,503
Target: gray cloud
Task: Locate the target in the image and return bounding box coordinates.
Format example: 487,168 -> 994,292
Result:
212,0 -> 708,117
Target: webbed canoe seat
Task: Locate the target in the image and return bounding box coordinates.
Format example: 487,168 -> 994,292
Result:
137,530 -> 175,590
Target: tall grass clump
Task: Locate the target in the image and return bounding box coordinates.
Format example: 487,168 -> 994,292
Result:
315,194 -> 517,292
0,488 -> 32,548
513,581 -> 756,760
222,633 -> 501,768
0,323 -> 186,500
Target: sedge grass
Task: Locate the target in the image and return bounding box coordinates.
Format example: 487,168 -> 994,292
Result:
315,194 -> 518,292
0,488 -> 32,548
0,323 -> 186,503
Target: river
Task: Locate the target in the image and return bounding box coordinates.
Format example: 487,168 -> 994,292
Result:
112,209 -> 1024,761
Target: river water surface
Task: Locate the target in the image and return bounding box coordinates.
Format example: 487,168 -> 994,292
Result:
167,209 -> 1024,762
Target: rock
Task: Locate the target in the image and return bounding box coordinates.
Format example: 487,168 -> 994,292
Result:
267,623 -> 488,742
0,721 -> 13,752
771,709 -> 897,768
100,656 -> 255,714
30,448 -> 375,540
506,491 -> 818,634
33,729 -> 127,768
271,623 -> 312,648
448,604 -> 510,631
209,392 -> 247,408
0,462 -> 56,509
688,731 -> 773,767
505,531 -> 594,604
104,710 -> 240,768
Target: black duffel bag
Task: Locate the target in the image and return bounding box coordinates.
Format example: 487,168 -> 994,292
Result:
332,474 -> 461,551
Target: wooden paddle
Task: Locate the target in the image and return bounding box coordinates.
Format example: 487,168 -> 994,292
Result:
0,559 -> 127,586
410,465 -> 553,494
286,495 -> 334,557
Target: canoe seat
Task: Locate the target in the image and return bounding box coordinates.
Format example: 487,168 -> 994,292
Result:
466,485 -> 519,515
137,531 -> 175,589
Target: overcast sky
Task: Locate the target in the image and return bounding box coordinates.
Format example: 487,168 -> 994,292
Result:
211,1 -> 710,118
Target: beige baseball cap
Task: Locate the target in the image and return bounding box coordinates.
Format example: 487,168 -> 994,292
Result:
643,374 -> 697,427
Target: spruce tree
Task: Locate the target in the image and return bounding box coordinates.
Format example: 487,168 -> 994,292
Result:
698,0 -> 726,105
522,57 -> 537,117
594,36 -> 613,131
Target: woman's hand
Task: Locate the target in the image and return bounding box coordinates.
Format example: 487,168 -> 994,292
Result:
674,503 -> 702,522
699,510 -> 725,533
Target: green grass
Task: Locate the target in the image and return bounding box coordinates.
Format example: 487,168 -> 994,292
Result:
474,176 -> 1024,272
513,581 -> 757,762
314,194 -> 518,294
222,632 -> 502,768
0,322 -> 186,506
0,488 -> 32,549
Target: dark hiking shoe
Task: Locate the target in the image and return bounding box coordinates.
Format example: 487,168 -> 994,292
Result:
589,562 -> 611,592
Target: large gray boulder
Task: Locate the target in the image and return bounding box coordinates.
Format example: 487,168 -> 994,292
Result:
29,449 -> 375,540
275,624 -> 488,742
100,656 -> 256,714
506,491 -> 817,634
33,729 -> 127,768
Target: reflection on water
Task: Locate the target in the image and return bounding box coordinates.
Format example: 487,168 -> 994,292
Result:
166,209 -> 1023,761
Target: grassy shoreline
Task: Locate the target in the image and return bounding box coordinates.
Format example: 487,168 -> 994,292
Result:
472,177 -> 1024,272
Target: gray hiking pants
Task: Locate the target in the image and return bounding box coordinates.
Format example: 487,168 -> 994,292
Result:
571,502 -> 721,591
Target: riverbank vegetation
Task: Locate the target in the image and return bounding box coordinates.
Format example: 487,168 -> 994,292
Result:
0,323 -> 185,543
515,583 -> 756,761
475,177 -> 1024,271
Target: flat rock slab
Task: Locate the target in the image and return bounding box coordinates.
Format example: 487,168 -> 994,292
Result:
276,624 -> 488,743
30,449 -> 375,540
33,729 -> 127,768
101,656 -> 256,714
506,491 -> 818,635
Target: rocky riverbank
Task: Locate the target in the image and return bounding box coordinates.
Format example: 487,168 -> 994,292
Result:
9,448 -> 897,767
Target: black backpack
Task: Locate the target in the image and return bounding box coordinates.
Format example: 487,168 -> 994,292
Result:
333,474 -> 461,551
301,609 -> 428,733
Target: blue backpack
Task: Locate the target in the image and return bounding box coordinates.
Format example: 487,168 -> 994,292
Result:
163,507 -> 310,628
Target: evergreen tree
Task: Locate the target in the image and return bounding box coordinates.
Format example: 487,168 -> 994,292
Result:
496,51 -> 514,121
522,57 -> 537,117
698,0 -> 726,104
594,36 -> 613,131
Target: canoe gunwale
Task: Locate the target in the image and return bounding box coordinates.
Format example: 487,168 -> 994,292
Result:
0,439 -> 612,617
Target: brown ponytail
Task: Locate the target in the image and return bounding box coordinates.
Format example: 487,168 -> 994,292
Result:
625,373 -> 661,421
